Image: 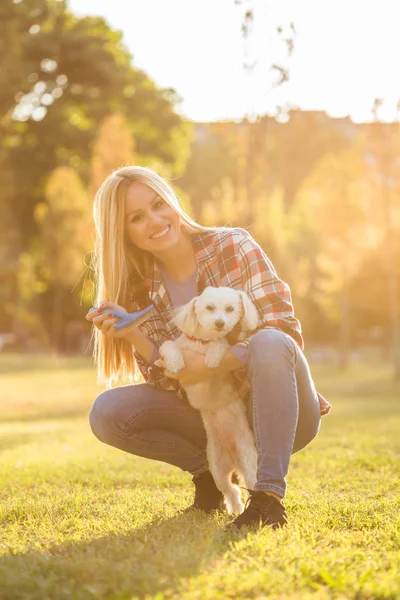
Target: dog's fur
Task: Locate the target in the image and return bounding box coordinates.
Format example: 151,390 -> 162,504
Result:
158,286 -> 259,514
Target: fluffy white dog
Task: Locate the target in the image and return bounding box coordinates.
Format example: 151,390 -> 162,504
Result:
158,286 -> 259,514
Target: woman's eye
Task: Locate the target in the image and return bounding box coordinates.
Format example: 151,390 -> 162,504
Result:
131,214 -> 143,223
206,305 -> 215,312
154,200 -> 164,209
226,306 -> 234,313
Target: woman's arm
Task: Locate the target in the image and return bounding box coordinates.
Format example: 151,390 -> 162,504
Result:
125,328 -> 158,363
161,347 -> 243,385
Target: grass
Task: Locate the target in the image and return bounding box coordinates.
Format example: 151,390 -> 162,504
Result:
0,353 -> 399,599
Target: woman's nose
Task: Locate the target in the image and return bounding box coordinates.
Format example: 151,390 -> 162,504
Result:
149,215 -> 165,226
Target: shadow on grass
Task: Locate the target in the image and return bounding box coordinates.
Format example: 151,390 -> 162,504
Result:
0,510 -> 234,600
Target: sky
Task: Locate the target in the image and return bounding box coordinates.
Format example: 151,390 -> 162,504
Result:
68,0 -> 400,123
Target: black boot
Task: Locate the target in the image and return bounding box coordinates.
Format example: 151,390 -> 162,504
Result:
183,470 -> 224,513
228,491 -> 288,530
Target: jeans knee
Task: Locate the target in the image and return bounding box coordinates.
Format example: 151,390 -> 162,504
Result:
249,328 -> 288,351
249,328 -> 294,365
89,390 -> 116,443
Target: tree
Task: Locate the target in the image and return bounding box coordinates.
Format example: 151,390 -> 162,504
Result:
33,166 -> 91,350
1,3 -> 190,244
1,2 -> 191,341
365,103 -> 400,379
296,144 -> 373,367
90,113 -> 136,197
179,123 -> 238,221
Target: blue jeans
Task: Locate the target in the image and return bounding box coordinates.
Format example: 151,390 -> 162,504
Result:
89,329 -> 321,497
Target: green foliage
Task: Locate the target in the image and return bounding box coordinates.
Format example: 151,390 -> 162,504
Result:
1,4 -> 189,241
179,123 -> 238,220
0,1 -> 191,334
0,356 -> 399,598
39,166 -> 90,287
11,167 -> 91,349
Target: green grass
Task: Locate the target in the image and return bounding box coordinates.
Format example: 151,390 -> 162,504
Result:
1,353 -> 399,599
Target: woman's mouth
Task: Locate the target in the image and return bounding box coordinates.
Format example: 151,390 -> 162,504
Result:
150,225 -> 170,240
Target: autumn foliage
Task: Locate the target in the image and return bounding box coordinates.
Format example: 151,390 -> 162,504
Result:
1,2 -> 399,376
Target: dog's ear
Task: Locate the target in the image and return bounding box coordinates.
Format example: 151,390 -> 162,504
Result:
238,291 -> 259,331
174,297 -> 198,336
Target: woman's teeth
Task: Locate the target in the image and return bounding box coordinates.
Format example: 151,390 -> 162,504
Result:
150,225 -> 170,239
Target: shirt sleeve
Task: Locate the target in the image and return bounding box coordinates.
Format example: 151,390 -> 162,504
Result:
232,228 -> 304,350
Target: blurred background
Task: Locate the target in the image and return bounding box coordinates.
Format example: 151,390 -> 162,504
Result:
1,0 -> 399,378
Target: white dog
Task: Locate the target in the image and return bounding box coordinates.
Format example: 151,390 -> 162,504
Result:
158,286 -> 259,514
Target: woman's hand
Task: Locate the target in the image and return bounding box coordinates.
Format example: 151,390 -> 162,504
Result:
157,349 -> 212,385
85,301 -> 130,339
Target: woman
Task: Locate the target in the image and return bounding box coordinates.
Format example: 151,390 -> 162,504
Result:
86,166 -> 330,531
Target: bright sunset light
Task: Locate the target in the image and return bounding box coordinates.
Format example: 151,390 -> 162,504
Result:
2,2 -> 400,597
69,0 -> 400,123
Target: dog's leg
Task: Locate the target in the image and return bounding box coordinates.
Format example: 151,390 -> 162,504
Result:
235,436 -> 258,490
226,406 -> 258,490
219,398 -> 257,490
209,449 -> 244,515
159,340 -> 185,373
204,417 -> 244,515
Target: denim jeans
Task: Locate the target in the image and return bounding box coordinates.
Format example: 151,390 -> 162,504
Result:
89,329 -> 321,497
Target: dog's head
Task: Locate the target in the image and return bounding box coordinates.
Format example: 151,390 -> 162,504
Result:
174,286 -> 259,340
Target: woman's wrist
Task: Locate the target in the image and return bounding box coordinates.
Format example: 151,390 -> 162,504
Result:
125,328 -> 157,363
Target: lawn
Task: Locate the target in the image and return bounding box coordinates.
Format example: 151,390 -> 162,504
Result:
1,353 -> 399,599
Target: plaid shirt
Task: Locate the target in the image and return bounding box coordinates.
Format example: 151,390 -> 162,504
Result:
130,227 -> 331,416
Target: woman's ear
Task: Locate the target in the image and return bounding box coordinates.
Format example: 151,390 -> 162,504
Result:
238,291 -> 259,331
174,297 -> 198,336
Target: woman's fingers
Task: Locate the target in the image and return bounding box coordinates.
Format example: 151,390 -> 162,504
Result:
88,313 -> 117,332
85,302 -> 128,338
86,301 -> 127,322
86,309 -> 101,321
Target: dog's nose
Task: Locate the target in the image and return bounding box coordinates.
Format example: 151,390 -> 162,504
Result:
215,319 -> 225,330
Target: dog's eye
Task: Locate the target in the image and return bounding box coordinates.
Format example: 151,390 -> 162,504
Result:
206,305 -> 215,312
225,306 -> 234,313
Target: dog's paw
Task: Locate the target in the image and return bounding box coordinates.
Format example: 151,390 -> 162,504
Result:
159,341 -> 185,373
205,345 -> 224,368
205,355 -> 220,368
226,499 -> 245,515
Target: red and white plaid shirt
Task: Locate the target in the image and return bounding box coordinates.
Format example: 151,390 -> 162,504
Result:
130,227 -> 331,416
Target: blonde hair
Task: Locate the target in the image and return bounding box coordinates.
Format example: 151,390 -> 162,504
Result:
91,165 -> 214,387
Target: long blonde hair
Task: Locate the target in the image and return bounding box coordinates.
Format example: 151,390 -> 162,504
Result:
91,165 -> 213,387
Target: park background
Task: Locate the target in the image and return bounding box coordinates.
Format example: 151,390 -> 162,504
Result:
1,1 -> 399,599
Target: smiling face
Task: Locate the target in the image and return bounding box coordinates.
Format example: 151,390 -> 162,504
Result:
124,183 -> 182,255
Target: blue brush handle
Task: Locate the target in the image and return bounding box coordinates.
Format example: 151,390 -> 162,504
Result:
89,304 -> 154,329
